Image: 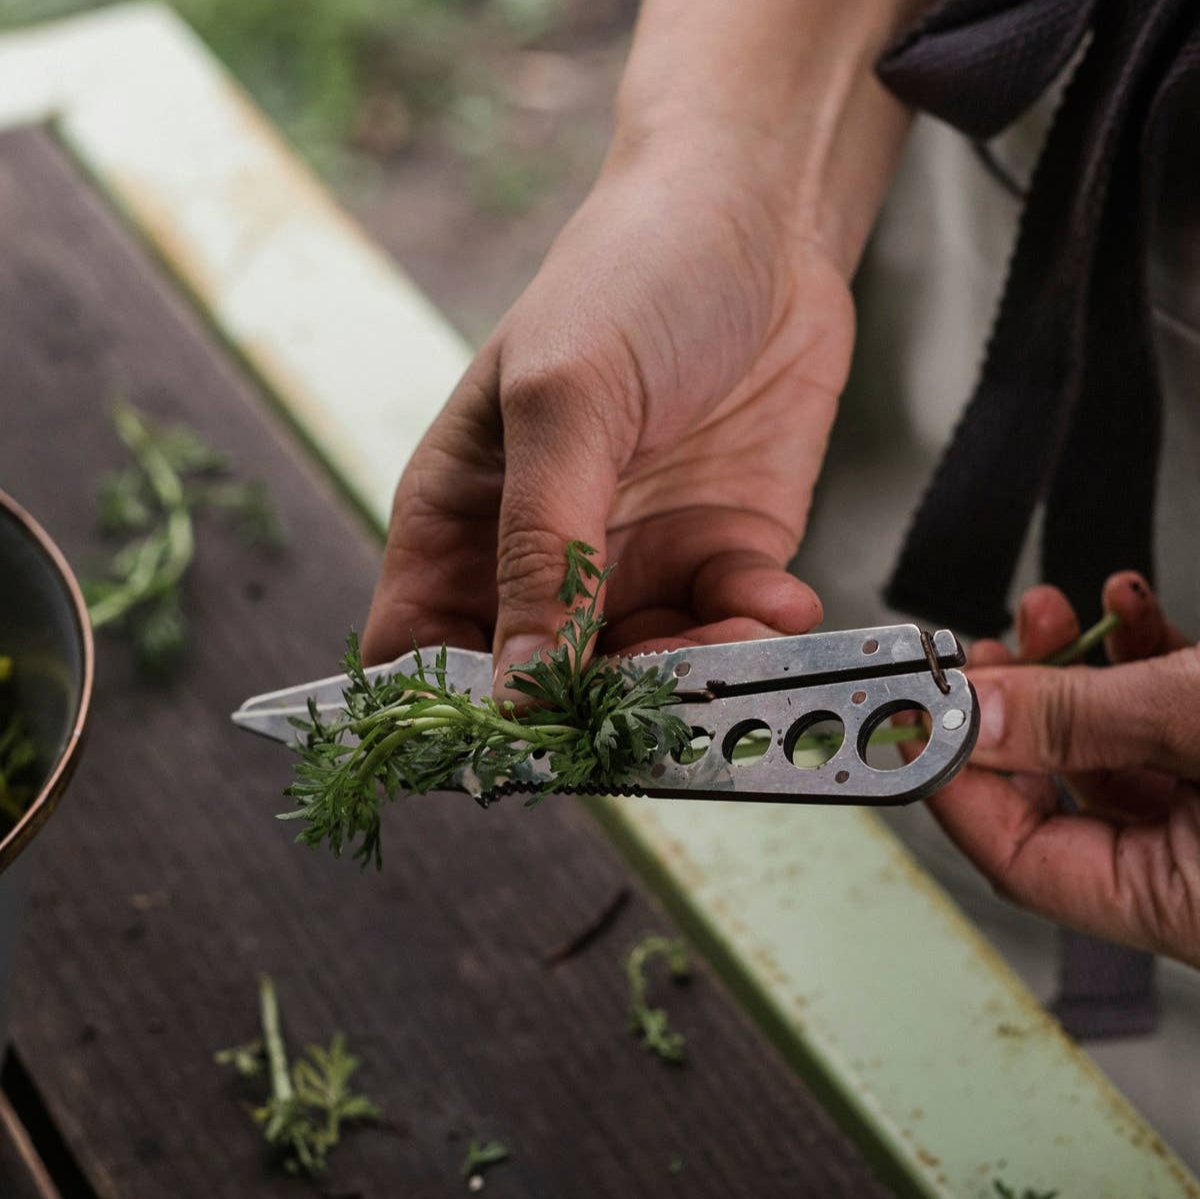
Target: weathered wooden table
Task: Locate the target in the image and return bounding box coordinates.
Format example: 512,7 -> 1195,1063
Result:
0,127 -> 893,1198
0,7 -> 1196,1199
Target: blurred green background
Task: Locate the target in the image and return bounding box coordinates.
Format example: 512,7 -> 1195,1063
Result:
0,0 -> 637,341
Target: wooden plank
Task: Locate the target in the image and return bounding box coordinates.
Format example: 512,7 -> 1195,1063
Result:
0,127 -> 891,1199
0,1091 -> 58,1199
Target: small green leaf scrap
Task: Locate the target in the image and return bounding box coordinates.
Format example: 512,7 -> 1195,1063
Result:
462,1138 -> 509,1190
216,975 -> 380,1176
84,400 -> 283,676
283,541 -> 690,869
626,935 -> 691,1065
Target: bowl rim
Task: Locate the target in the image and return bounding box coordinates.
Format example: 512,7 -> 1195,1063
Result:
0,490 -> 95,872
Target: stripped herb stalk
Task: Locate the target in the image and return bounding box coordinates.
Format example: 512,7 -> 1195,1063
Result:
84,400 -> 283,676
283,541 -> 690,869
626,935 -> 691,1064
216,974 -> 380,1176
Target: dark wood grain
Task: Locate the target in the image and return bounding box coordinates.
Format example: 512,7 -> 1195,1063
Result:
0,127 -> 892,1199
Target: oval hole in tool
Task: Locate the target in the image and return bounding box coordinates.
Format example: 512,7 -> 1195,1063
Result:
857,701 -> 929,771
672,727 -> 713,766
722,720 -> 772,765
785,712 -> 845,768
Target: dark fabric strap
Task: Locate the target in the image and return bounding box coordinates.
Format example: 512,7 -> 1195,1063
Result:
879,0 -> 1197,636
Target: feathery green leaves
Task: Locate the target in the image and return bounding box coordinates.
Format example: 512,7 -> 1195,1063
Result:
283,542 -> 690,869
216,974 -> 380,1176
83,400 -> 283,677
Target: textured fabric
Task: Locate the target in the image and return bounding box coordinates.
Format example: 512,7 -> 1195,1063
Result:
879,0 -> 1200,637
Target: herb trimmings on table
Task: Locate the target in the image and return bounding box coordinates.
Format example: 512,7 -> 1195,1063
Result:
83,400 -> 283,676
626,935 -> 691,1065
283,541 -> 690,869
461,1138 -> 510,1191
215,974 -> 380,1176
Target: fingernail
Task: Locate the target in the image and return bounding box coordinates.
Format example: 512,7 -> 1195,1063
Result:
973,680 -> 1006,748
1129,575 -> 1149,599
493,633 -> 548,692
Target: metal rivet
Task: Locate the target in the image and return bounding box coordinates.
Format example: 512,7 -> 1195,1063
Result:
651,763 -> 666,778
674,662 -> 691,678
851,690 -> 867,705
835,770 -> 850,784
862,639 -> 879,655
942,708 -> 966,731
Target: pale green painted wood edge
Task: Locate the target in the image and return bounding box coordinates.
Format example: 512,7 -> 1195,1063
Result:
2,7 -> 1194,1197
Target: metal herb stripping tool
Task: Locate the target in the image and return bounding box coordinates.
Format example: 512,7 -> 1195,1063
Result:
232,624 -> 978,806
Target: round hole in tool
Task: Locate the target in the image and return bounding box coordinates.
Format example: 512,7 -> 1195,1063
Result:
857,701 -> 929,771
851,690 -> 867,705
722,720 -> 772,765
672,727 -> 713,766
674,661 -> 691,678
835,770 -> 850,784
862,638 -> 879,655
784,712 -> 845,768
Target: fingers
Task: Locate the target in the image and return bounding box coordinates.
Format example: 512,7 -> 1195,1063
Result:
363,352 -> 504,665
1016,585 -> 1079,662
969,648 -> 1200,778
492,365 -> 623,691
691,550 -> 822,633
618,617 -> 786,657
967,639 -> 1013,668
923,766 -> 1185,957
1102,571 -> 1191,662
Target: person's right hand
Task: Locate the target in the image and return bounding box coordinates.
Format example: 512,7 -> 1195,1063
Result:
363,126 -> 857,682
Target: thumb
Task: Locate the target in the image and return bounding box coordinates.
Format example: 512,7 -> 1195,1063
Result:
969,648 -> 1200,777
492,370 -> 621,696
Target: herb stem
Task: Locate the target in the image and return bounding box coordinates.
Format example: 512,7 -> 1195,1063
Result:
86,401 -> 195,629
259,974 -> 295,1109
1041,611 -> 1122,667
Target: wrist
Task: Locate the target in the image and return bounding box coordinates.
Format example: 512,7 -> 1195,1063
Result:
608,0 -> 925,277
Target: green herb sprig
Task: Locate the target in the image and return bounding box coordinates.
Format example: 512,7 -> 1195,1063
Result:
84,400 -> 283,676
462,1138 -> 510,1188
626,935 -> 691,1065
282,541 -> 690,869
0,656 -> 38,825
216,974 -> 380,1176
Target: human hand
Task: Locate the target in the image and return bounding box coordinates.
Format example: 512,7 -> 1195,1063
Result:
362,130 -> 853,681
916,573 -> 1200,966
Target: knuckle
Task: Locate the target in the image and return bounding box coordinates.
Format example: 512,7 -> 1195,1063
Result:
1034,671 -> 1083,769
496,527 -> 568,605
502,359 -> 606,429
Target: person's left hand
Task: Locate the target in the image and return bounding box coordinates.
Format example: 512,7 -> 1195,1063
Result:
912,572 -> 1200,967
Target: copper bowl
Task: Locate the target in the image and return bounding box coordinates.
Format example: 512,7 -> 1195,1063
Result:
0,491 -> 93,872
